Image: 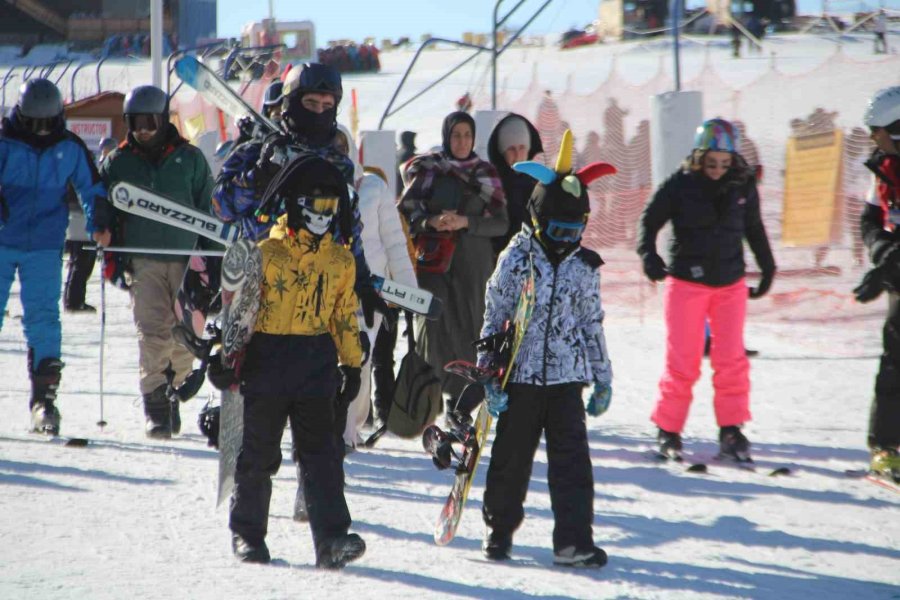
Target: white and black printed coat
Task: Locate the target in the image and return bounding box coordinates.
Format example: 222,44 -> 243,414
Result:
479,227 -> 612,388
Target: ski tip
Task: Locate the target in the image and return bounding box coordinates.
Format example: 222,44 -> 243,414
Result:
769,467 -> 792,477
174,55 -> 199,83
64,437 -> 89,447
686,463 -> 708,473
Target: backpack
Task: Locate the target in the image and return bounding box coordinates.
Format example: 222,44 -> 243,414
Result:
386,311 -> 442,438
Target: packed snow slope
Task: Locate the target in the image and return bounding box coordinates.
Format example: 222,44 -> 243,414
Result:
1,31 -> 899,600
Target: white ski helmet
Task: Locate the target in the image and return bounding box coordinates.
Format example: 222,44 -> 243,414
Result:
864,86 -> 900,129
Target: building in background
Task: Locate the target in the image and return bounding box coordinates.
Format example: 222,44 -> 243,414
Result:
0,0 -> 217,55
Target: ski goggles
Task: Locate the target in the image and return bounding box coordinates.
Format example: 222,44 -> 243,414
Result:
872,121 -> 900,141
543,219 -> 586,243
18,114 -> 60,135
126,113 -> 163,132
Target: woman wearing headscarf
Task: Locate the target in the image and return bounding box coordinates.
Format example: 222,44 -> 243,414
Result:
486,113 -> 543,256
399,111 -> 508,405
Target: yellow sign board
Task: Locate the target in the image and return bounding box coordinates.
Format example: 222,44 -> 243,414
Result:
782,130 -> 843,247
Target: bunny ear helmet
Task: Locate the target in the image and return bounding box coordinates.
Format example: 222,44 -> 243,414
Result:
514,128 -> 617,189
513,161 -> 556,184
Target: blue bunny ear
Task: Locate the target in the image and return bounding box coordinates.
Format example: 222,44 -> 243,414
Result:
513,161 -> 557,185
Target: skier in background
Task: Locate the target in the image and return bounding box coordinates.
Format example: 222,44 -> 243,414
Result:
853,86 -> 900,481
213,62 -> 391,330
638,118 -> 776,462
478,131 -> 613,567
99,85 -> 215,439
0,78 -> 107,436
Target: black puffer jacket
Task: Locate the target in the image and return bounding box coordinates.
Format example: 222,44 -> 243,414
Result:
637,158 -> 775,286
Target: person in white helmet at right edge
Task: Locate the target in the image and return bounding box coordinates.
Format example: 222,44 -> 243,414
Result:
852,86 -> 900,483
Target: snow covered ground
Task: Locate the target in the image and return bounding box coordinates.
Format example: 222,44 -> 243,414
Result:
1,31 -> 899,599
0,268 -> 897,600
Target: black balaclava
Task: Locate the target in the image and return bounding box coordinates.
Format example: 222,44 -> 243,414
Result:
441,111 -> 476,160
282,93 -> 337,148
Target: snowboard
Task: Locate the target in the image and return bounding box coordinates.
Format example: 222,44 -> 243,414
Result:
428,253 -> 536,545
216,239 -> 263,507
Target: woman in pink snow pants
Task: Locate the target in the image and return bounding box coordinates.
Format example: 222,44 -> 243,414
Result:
636,118 -> 776,461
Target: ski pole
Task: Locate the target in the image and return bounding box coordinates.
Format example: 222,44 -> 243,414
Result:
97,247 -> 107,429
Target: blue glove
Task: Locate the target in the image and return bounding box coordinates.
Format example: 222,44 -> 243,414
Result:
484,377 -> 508,418
586,382 -> 612,417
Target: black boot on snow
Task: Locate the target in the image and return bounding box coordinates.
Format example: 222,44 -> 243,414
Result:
30,357 -> 64,436
553,545 -> 608,568
719,425 -> 752,462
143,384 -> 172,439
657,428 -> 683,460
482,531 -> 512,561
231,534 -> 271,564
316,533 -> 366,569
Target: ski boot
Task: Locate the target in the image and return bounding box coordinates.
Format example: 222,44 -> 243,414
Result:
316,533 -> 366,569
718,425 -> 752,462
231,534 -> 270,564
482,530 -> 512,561
870,447 -> 900,483
657,427 -> 683,461
29,356 -> 64,436
143,384 -> 172,439
553,545 -> 608,568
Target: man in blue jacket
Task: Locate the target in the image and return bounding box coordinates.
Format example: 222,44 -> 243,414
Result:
0,78 -> 108,435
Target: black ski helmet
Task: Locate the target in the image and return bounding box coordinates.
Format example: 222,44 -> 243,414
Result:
263,80 -> 284,108
17,78 -> 63,118
282,62 -> 343,106
123,85 -> 169,118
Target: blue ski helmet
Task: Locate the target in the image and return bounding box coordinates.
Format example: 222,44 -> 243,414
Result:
694,118 -> 740,153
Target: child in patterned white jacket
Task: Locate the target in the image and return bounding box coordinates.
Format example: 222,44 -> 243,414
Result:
476,130 -> 615,568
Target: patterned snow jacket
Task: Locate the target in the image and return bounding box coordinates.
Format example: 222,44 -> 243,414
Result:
254,215 -> 362,368
479,227 -> 612,388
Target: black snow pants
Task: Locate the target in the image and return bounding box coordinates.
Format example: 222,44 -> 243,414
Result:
482,382 -> 594,553
64,240 -> 95,308
871,292 -> 900,448
229,334 -> 350,554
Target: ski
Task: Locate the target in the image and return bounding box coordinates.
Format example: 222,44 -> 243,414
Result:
174,55 -> 280,136
109,181 -> 240,246
845,469 -> 900,494
373,276 -> 442,320
110,182 -> 440,319
645,449 -> 708,473
29,432 -> 89,447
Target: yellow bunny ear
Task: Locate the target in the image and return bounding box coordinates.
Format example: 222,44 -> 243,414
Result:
555,129 -> 573,175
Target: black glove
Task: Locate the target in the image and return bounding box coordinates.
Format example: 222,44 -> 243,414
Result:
358,286 -> 393,330
642,253 -> 667,282
236,115 -> 256,141
207,351 -> 237,391
359,332 -> 371,366
749,269 -> 775,299
250,133 -> 290,191
853,265 -> 886,303
336,366 -> 361,407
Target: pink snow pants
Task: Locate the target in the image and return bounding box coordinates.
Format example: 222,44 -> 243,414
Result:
652,277 -> 751,433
